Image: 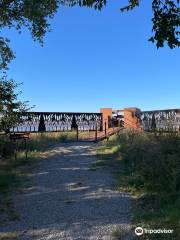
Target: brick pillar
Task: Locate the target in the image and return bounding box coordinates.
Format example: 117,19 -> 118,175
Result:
123,108 -> 141,129
100,108 -> 112,130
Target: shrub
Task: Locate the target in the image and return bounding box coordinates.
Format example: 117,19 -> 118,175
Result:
116,130 -> 180,197
0,137 -> 15,159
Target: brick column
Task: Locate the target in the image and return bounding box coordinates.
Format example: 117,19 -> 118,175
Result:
123,108 -> 141,129
100,108 -> 112,130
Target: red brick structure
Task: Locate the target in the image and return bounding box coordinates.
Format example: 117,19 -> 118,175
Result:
123,108 -> 141,129
100,108 -> 112,130
100,107 -> 141,130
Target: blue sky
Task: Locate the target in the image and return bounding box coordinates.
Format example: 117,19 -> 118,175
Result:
2,0 -> 180,112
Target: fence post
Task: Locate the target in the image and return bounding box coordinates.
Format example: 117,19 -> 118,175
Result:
95,124 -> 97,142
25,138 -> 28,159
76,127 -> 79,141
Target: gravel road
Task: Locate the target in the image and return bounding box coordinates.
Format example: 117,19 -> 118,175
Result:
0,142 -> 132,240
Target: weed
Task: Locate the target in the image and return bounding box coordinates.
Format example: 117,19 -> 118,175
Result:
98,130 -> 180,239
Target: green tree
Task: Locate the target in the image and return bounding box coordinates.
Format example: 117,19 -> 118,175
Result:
0,75 -> 29,132
0,0 -> 179,70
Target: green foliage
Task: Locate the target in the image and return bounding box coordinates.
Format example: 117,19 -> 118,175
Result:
0,0 -> 60,70
150,0 -> 180,48
0,37 -> 15,70
0,137 -> 15,157
116,131 -> 180,195
0,171 -> 17,193
66,0 -> 107,10
0,75 -> 29,132
0,0 -> 179,70
99,130 -> 180,238
64,0 -> 180,49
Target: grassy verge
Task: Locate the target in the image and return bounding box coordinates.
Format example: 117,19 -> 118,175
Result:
0,153 -> 39,223
96,130 -> 180,239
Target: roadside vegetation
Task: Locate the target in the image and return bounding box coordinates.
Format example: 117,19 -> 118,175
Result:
97,130 -> 180,239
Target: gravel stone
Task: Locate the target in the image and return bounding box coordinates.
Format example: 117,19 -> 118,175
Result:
0,142 -> 133,239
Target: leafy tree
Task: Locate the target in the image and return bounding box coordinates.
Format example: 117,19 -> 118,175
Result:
0,0 -> 179,70
0,75 -> 29,132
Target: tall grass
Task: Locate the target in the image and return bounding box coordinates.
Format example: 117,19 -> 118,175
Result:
26,132 -> 76,151
98,130 -> 180,239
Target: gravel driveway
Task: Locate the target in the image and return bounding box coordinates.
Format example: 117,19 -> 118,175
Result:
0,142 -> 132,240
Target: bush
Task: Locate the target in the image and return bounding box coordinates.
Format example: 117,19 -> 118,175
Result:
116,130 -> 180,197
0,137 -> 15,159
100,130 -> 180,238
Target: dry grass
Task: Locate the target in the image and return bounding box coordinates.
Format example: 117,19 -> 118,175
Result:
0,232 -> 18,240
98,130 -> 180,240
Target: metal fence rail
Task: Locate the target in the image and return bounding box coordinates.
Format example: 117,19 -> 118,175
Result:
8,108 -> 180,134
140,109 -> 180,132
10,112 -> 103,133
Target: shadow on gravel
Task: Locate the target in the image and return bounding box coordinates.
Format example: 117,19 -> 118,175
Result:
0,142 -> 132,240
